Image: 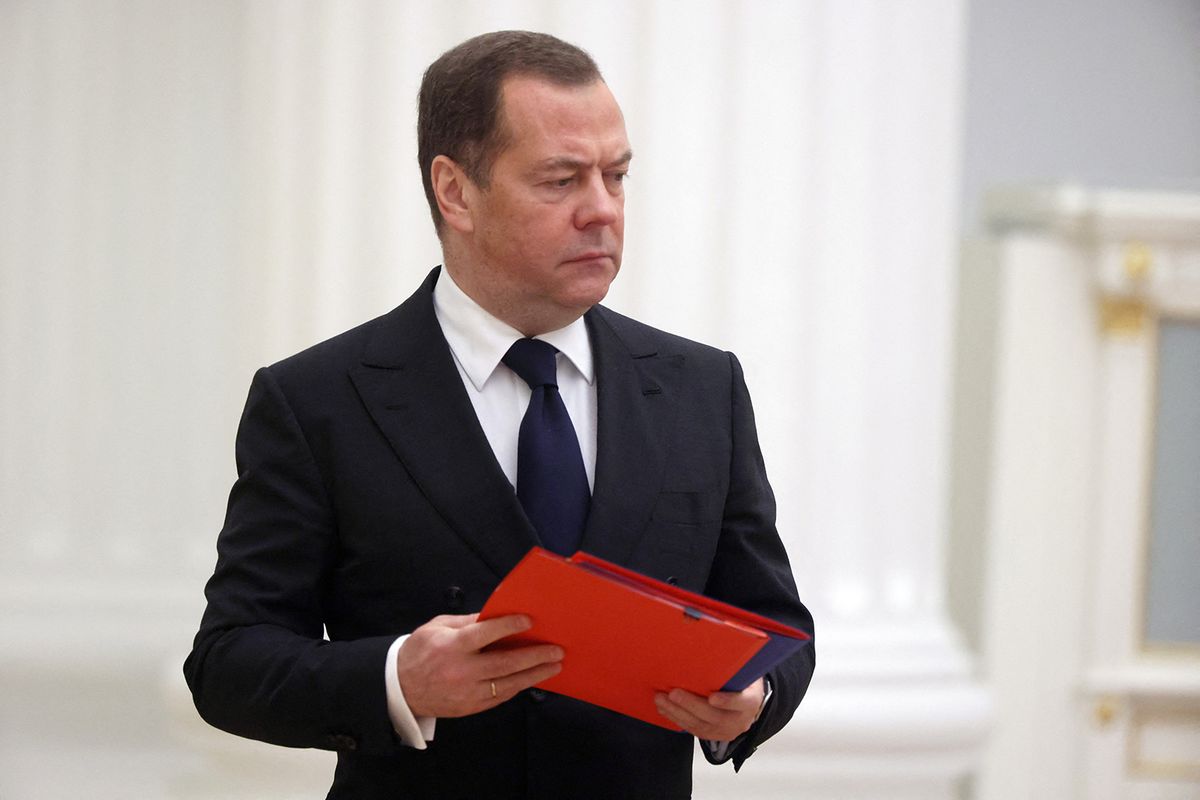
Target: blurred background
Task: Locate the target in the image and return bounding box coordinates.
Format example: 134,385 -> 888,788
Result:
1,1 -> 1198,798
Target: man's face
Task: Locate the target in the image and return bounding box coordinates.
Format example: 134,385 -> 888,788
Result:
460,77 -> 631,334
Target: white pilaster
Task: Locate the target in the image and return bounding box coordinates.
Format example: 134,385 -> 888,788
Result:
972,186 -> 1200,800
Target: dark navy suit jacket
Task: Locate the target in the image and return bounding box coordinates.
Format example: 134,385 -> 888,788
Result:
185,268 -> 815,799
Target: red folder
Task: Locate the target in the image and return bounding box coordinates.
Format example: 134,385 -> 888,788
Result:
479,548 -> 809,730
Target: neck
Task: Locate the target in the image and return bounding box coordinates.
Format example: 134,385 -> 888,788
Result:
441,263 -> 586,337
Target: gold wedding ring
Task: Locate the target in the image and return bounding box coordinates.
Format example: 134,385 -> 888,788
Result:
490,681 -> 497,698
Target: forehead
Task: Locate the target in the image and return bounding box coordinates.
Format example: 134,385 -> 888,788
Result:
496,76 -> 630,163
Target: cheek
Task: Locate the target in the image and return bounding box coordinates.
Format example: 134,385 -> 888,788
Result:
523,217 -> 574,257
483,202 -> 578,270
485,211 -> 540,258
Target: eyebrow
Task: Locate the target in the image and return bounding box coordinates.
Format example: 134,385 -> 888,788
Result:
532,149 -> 634,174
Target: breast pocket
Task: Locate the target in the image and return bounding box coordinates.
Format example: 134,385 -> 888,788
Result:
641,491 -> 723,590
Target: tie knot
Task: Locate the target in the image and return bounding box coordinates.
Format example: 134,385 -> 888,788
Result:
503,338 -> 559,389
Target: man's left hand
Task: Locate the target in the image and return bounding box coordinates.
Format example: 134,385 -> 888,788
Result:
653,678 -> 765,742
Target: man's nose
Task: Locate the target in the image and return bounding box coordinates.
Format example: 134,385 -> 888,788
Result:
574,176 -> 622,228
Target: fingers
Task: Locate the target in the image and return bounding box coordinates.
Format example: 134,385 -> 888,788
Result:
487,659 -> 563,704
397,613 -> 560,719
479,642 -> 564,679
655,689 -> 717,731
415,613 -> 533,656
654,685 -> 761,742
707,685 -> 763,715
460,613 -> 533,650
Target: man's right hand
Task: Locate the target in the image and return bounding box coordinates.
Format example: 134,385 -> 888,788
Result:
396,613 -> 563,719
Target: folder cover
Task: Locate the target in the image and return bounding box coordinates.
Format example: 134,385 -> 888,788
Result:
479,547 -> 809,730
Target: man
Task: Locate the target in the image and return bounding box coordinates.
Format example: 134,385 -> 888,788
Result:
185,30 -> 814,799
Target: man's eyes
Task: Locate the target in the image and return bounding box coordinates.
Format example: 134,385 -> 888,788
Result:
541,172 -> 628,189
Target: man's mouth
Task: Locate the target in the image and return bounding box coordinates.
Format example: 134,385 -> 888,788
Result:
564,251 -> 612,263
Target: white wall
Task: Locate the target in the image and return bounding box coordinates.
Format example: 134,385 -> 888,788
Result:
959,0 -> 1200,232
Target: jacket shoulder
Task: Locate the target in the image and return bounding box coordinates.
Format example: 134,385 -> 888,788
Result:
589,304 -> 733,366
267,312 -> 389,381
264,267 -> 441,388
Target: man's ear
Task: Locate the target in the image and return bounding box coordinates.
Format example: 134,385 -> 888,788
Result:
431,155 -> 475,234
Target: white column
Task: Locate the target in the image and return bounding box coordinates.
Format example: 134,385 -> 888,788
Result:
598,0 -> 990,796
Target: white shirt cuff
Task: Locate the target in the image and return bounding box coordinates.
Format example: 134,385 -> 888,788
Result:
385,634 -> 436,749
706,739 -> 731,760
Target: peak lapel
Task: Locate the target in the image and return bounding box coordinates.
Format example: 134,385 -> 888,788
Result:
348,270 -> 538,580
579,307 -> 683,565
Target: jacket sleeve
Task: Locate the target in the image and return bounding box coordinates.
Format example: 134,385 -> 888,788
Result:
183,366 -> 402,756
701,352 -> 816,770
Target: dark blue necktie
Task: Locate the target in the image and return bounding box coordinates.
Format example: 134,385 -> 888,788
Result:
503,338 -> 590,555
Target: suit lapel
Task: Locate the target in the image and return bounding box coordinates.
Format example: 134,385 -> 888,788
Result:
348,269 -> 538,580
579,307 -> 683,565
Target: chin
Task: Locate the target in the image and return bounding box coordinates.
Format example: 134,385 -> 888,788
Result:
560,272 -> 616,311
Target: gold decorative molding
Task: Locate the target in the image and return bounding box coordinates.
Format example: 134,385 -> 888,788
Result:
1124,241 -> 1153,282
1099,295 -> 1149,335
1093,696 -> 1120,728
1097,241 -> 1156,336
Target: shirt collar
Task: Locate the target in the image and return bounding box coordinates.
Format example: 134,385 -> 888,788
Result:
432,267 -> 595,392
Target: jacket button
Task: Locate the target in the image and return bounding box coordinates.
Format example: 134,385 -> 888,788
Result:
665,576 -> 679,586
444,585 -> 465,610
528,688 -> 547,702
